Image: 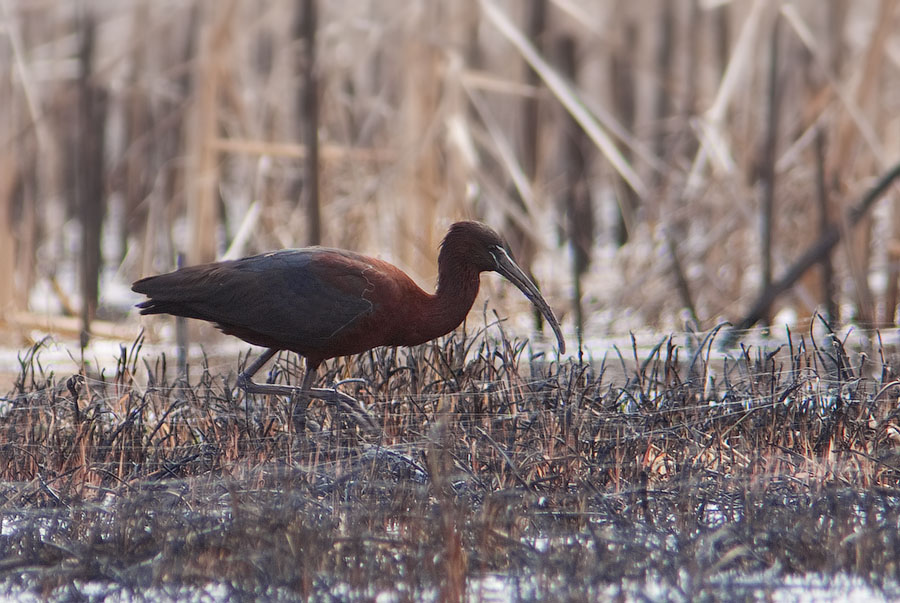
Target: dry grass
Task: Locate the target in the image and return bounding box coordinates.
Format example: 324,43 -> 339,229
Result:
2,324 -> 900,599
3,2 -> 900,598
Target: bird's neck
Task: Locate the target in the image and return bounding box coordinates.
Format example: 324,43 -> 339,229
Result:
414,262 -> 481,342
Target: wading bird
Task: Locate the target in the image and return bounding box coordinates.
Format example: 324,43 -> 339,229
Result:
133,221 -> 565,429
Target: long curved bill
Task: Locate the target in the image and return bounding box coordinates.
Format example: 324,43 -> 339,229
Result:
491,247 -> 566,354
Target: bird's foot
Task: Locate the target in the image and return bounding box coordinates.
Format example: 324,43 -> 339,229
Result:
307,386 -> 377,432
237,378 -> 377,433
236,372 -> 253,393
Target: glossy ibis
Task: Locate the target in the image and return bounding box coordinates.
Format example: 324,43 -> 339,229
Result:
133,221 -> 565,429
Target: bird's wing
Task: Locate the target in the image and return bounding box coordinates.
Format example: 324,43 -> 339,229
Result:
134,249 -> 377,348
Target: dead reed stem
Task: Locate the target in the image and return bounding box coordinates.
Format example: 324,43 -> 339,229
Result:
296,0 -> 321,245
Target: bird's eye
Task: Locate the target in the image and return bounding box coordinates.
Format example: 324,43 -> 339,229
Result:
488,246 -> 505,268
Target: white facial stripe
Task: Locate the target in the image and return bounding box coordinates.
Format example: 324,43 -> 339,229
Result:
491,246 -> 511,268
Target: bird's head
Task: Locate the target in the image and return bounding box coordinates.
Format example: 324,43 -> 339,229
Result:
440,221 -> 565,354
441,221 -> 511,272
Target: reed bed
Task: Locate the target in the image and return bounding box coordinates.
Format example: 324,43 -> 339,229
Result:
2,1 -> 900,344
3,1 -> 900,599
2,325 -> 900,600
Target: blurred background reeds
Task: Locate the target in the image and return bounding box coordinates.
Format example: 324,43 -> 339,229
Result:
1,0 -> 899,358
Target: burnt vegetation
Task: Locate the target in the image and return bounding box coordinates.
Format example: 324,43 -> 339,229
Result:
2,324 -> 900,600
3,2 -> 900,599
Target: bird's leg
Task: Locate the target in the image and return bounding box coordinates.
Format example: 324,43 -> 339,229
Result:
236,348 -> 377,432
289,363 -> 318,433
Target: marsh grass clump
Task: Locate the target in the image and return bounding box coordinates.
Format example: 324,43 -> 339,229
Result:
2,326 -> 900,600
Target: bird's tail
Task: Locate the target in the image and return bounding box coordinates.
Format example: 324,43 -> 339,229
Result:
132,274 -> 208,319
